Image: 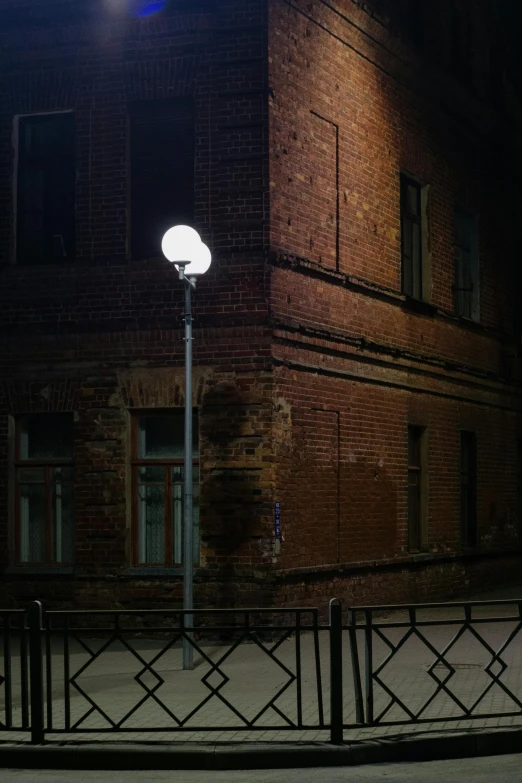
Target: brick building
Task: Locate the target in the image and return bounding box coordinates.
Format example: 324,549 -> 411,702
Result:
0,0 -> 521,611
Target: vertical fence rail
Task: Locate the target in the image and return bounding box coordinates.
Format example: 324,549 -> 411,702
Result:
28,601 -> 44,744
45,619 -> 52,731
63,614 -> 70,731
295,610 -> 303,728
348,608 -> 364,725
313,609 -> 325,728
20,616 -> 29,729
364,608 -> 374,725
3,612 -> 12,729
329,599 -> 343,744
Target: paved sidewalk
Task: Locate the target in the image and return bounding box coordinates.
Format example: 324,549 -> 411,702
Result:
1,596 -> 522,748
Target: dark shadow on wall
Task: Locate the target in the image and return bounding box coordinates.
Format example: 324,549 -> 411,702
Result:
198,380 -> 272,607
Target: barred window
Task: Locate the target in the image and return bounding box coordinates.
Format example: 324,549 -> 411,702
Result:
15,414 -> 74,564
131,411 -> 199,566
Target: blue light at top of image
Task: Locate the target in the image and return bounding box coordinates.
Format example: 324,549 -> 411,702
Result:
134,0 -> 168,17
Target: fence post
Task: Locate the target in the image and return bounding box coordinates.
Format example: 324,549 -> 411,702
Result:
28,601 -> 44,744
329,598 -> 343,744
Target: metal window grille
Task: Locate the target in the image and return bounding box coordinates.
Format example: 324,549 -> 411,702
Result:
131,411 -> 199,566
15,414 -> 74,564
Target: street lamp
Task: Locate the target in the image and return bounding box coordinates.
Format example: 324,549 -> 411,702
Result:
162,225 -> 212,670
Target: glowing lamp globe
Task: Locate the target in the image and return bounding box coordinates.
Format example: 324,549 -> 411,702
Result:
161,225 -> 212,276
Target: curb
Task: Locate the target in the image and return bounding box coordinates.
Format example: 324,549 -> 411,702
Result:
1,728 -> 522,770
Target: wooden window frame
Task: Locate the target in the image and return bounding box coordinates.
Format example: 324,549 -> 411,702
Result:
14,415 -> 74,565
130,412 -> 199,567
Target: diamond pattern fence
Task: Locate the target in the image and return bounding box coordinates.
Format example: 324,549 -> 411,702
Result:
2,599 -> 522,743
347,600 -> 522,727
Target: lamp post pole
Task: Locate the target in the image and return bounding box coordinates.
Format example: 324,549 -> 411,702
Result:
181,267 -> 195,671
161,225 -> 211,673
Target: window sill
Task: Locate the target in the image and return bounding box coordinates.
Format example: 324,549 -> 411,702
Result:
456,315 -> 482,330
124,567 -> 186,577
3,566 -> 75,576
401,296 -> 437,317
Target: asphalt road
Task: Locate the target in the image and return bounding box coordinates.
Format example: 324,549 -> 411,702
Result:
4,754 -> 522,783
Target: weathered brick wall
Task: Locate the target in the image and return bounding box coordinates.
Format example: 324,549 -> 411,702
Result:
0,329 -> 276,608
267,0 -> 522,599
0,0 -> 276,609
1,0 -> 521,611
273,360 -> 519,566
274,553 -> 522,614
0,0 -> 269,327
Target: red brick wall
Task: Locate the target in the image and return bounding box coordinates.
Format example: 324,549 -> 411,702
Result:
267,0 -> 522,599
0,0 -> 276,609
1,0 -> 521,611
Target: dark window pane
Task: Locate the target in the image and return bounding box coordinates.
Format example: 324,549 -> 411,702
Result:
408,483 -> 420,550
130,99 -> 194,260
17,113 -> 75,264
171,465 -> 199,564
407,183 -> 419,216
411,221 -> 421,298
138,412 -> 199,459
16,414 -> 75,565
403,216 -> 413,261
454,209 -> 478,319
408,427 -> 420,466
134,411 -> 200,566
138,482 -> 165,563
138,466 -> 165,483
20,482 -> 46,562
19,414 -> 74,460
401,176 -> 422,298
53,469 -> 74,563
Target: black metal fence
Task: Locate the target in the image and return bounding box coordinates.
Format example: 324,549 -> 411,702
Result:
2,599 -> 522,743
348,600 -> 522,727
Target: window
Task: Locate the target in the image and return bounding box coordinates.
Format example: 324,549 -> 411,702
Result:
401,175 -> 424,300
15,414 -> 74,564
129,99 -> 194,260
454,209 -> 479,320
16,113 -> 75,264
408,426 -> 426,551
460,431 -> 477,547
131,411 -> 199,566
